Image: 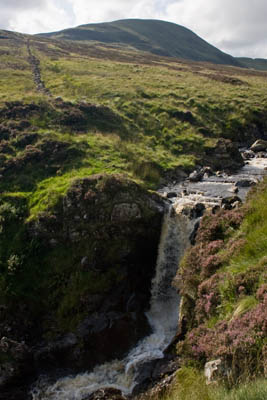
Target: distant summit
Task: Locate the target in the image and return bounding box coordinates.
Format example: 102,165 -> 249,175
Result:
39,19 -> 241,66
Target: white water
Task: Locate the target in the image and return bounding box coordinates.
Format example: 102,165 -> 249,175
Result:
31,204 -> 196,400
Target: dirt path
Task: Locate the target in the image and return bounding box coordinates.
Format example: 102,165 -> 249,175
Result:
27,40 -> 51,96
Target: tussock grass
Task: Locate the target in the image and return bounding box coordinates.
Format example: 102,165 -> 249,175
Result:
142,368 -> 267,400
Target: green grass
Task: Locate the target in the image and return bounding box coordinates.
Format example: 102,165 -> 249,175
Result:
146,368 -> 267,400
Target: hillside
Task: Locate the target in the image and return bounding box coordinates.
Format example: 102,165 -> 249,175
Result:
39,19 -> 241,66
0,26 -> 267,399
237,57 -> 267,71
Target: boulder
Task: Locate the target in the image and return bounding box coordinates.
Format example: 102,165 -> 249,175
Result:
250,139 -> 267,152
235,179 -> 257,188
221,196 -> 242,210
167,192 -> 177,199
204,359 -> 223,384
189,170 -> 203,182
241,150 -> 255,160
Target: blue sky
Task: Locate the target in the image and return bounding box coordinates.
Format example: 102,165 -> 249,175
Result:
1,0 -> 267,58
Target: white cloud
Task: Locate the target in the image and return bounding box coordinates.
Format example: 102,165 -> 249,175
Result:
0,0 -> 73,34
164,0 -> 267,57
1,0 -> 267,58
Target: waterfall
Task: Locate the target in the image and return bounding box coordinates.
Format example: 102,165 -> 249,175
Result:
31,203 -> 196,400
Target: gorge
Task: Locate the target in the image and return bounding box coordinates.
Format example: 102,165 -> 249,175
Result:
29,153 -> 267,399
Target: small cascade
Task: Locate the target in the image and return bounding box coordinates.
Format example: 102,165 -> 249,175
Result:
30,203 -> 196,400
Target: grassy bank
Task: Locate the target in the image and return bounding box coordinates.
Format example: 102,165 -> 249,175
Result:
148,368 -> 267,400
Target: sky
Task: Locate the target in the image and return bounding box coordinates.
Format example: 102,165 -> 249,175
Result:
1,0 -> 267,58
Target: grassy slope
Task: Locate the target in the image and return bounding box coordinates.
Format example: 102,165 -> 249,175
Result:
1,33 -> 267,218
174,180 -> 267,386
39,19 -> 241,66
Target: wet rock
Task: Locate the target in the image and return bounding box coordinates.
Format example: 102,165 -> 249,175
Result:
235,179 -> 257,187
188,170 -> 203,182
190,221 -> 200,245
202,166 -> 213,176
191,203 -> 206,219
85,388 -> 126,400
221,196 -> 242,210
250,139 -> 267,152
132,355 -> 180,397
241,150 -> 255,159
81,256 -> 89,267
256,151 -> 267,158
216,170 -> 223,177
229,185 -> 239,194
166,192 -> 177,199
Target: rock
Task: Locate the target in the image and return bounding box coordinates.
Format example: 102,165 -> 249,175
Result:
85,388 -> 126,400
190,221 -> 200,245
204,139 -> 244,172
229,185 -> 239,194
241,150 -> 255,159
221,196 -> 242,210
235,179 -> 257,187
167,192 -> 177,199
111,203 -> 141,222
27,174 -> 165,372
202,166 -> 213,176
256,151 -> 267,158
250,139 -> 267,152
189,170 -> 203,182
0,337 -> 33,388
204,359 -> 223,384
81,256 -> 89,267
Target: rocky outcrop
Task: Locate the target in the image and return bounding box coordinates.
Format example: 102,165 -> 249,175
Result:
0,174 -> 166,397
250,139 -> 267,152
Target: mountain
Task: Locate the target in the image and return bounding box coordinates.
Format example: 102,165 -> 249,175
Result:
237,57 -> 267,71
39,18 -> 241,66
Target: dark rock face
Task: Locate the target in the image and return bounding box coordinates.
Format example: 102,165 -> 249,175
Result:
0,337 -> 33,387
0,175 -> 165,384
0,174 -> 165,396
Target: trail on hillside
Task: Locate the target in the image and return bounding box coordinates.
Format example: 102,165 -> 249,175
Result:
27,40 -> 51,96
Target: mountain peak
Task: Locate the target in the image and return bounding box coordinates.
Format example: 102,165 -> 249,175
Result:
39,18 -> 240,66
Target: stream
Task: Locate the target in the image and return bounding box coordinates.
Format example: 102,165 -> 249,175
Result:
30,155 -> 267,399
